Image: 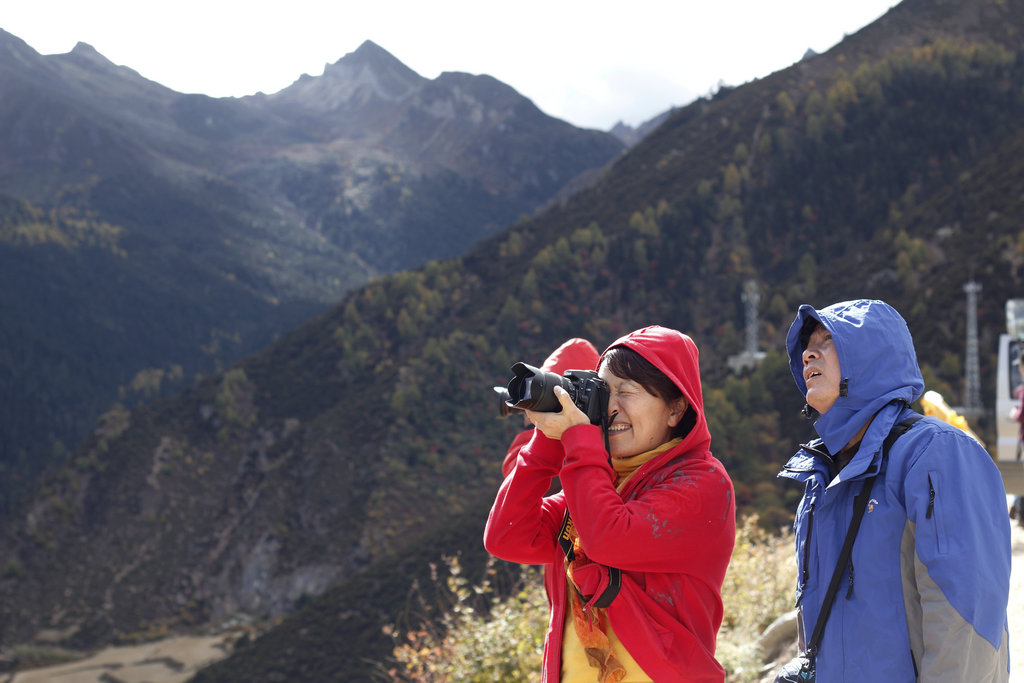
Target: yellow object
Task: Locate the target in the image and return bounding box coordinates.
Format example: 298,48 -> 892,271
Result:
562,598 -> 653,682
920,390 -> 985,447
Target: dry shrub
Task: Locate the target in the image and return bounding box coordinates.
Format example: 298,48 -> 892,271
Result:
717,514 -> 796,682
383,556 -> 546,682
386,515 -> 795,682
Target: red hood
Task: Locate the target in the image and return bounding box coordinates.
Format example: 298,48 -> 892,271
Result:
601,325 -> 710,452
540,337 -> 600,374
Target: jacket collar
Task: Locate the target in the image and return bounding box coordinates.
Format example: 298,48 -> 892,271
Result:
781,400 -> 911,485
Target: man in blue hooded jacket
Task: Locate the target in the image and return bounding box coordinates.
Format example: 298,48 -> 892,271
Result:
779,299 -> 1010,681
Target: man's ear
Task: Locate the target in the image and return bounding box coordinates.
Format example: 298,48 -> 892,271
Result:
668,396 -> 689,427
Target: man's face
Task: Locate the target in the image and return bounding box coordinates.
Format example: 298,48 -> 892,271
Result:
803,323 -> 842,415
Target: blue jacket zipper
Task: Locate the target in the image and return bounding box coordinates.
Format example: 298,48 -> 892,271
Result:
797,502 -> 816,607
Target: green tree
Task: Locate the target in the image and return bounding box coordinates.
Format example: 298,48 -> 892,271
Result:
776,90 -> 796,119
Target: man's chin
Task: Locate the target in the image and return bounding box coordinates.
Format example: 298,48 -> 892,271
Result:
806,393 -> 836,415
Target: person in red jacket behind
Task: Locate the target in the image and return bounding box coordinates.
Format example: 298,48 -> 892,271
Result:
485,326 -> 736,683
501,337 -> 602,478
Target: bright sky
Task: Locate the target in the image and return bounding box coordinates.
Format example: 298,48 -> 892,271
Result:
3,0 -> 898,131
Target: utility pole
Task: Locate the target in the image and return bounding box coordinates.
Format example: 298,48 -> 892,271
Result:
727,280 -> 766,373
742,280 -> 761,357
963,280 -> 983,417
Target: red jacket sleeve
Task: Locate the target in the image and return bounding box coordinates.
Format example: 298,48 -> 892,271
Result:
500,429 -> 533,478
484,429 -> 567,565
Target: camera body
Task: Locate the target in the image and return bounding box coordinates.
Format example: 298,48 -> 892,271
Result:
502,362 -> 609,426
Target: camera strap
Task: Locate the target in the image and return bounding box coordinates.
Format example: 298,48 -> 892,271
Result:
601,410 -> 616,464
557,408 -> 621,609
558,511 -> 622,609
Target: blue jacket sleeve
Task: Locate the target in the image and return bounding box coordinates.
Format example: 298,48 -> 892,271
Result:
901,424 -> 1010,680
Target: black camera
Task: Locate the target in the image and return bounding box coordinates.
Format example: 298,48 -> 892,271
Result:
502,362 -> 609,426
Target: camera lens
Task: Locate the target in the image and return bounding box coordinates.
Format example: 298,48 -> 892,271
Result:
506,362 -> 565,412
494,386 -> 519,418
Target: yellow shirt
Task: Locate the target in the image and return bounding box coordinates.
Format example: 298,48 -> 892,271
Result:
561,439 -> 680,682
561,602 -> 654,682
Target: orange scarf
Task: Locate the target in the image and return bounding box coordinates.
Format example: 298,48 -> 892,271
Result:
566,537 -> 626,683
611,437 -> 682,490
565,438 -> 683,683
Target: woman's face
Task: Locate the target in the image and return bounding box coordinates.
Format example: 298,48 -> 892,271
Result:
598,363 -> 686,459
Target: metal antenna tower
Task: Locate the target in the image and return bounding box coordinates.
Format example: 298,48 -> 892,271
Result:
963,280 -> 983,416
728,280 -> 766,372
742,280 -> 761,356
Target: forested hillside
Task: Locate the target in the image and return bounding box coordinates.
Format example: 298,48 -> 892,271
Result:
2,0 -> 1024,680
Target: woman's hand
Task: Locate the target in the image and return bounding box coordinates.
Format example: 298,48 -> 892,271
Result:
525,386 -> 590,440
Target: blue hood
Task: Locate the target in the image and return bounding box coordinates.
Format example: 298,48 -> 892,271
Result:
786,299 -> 925,454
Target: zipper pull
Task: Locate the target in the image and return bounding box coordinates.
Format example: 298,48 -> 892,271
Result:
926,475 -> 935,519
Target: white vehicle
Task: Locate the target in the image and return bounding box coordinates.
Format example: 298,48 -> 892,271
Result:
995,299 -> 1024,494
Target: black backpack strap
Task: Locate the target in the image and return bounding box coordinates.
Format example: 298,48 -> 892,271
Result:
804,412 -> 923,659
882,413 -> 923,455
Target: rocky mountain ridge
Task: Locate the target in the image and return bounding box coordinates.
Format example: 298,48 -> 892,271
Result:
0,32 -> 624,508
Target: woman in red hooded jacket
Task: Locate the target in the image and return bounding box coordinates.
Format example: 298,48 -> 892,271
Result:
484,326 -> 736,682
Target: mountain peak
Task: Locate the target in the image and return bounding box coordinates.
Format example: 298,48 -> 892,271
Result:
347,40 -> 397,64
0,28 -> 40,63
57,40 -> 153,87
71,41 -> 101,56
325,39 -> 423,99
67,41 -> 115,69
272,39 -> 424,111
